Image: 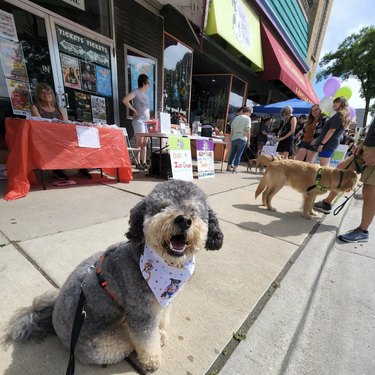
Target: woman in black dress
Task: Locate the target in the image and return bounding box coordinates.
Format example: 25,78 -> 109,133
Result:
276,105 -> 297,159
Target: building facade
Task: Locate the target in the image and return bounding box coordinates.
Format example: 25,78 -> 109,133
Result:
0,0 -> 331,146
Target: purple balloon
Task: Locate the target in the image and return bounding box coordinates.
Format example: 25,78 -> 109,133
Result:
349,106 -> 356,121
323,77 -> 341,97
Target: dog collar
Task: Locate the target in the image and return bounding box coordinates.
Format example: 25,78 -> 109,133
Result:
140,244 -> 195,308
306,168 -> 329,192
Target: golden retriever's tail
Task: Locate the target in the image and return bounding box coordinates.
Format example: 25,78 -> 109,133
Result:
2,291 -> 58,345
255,172 -> 268,199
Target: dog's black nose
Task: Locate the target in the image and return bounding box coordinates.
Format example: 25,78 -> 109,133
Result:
174,215 -> 192,229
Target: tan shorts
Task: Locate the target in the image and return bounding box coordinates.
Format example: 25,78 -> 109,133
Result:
340,146 -> 375,185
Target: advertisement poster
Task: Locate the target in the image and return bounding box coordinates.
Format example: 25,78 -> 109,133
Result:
168,135 -> 193,181
75,92 -> 92,122
56,25 -> 110,68
0,40 -> 27,81
60,53 -> 81,89
127,54 -> 155,112
196,139 -> 215,178
96,66 -> 112,96
6,79 -> 32,115
91,95 -> 106,123
80,61 -> 97,92
329,145 -> 349,167
0,10 -> 18,42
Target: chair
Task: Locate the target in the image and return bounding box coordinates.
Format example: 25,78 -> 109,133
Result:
122,128 -> 140,166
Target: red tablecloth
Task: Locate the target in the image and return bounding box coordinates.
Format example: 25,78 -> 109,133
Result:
4,118 -> 133,200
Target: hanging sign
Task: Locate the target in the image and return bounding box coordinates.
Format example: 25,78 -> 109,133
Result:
62,0 -> 85,11
196,139 -> 215,178
0,10 -> 18,42
0,40 -> 28,81
168,135 -> 193,181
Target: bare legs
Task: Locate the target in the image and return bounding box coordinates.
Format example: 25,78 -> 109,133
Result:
135,135 -> 149,165
359,184 -> 375,231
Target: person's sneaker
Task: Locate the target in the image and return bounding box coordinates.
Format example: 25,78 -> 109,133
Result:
78,169 -> 92,179
313,200 -> 332,214
53,170 -> 69,180
338,228 -> 369,243
135,163 -> 145,171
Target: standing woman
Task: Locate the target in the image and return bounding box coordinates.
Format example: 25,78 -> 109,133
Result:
314,96 -> 350,166
295,104 -> 327,163
122,74 -> 150,170
276,106 -> 297,159
226,105 -> 252,173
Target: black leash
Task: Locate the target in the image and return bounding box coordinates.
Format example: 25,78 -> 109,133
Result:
66,283 -> 86,375
333,166 -> 373,216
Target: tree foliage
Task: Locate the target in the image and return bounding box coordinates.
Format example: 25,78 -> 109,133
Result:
316,26 -> 375,126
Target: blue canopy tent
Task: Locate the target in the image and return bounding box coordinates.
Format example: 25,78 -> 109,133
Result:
252,98 -> 312,115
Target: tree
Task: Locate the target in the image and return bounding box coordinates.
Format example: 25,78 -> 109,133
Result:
316,26 -> 375,127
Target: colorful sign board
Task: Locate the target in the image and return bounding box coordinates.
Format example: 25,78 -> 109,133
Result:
196,139 -> 215,178
168,135 -> 193,181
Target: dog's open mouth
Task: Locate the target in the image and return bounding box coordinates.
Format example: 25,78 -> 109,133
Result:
166,234 -> 187,257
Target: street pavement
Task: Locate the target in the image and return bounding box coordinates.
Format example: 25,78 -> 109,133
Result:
0,164 -> 358,375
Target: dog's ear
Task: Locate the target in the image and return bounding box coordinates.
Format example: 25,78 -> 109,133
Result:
205,208 -> 224,250
126,200 -> 147,243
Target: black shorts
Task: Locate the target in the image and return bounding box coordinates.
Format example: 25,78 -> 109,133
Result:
277,138 -> 294,154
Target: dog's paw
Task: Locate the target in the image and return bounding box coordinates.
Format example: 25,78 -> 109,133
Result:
302,213 -> 312,220
139,353 -> 161,372
267,207 -> 277,212
310,209 -> 318,216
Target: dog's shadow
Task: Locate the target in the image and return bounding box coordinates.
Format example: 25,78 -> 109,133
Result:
234,203 -> 327,238
3,337 -> 138,375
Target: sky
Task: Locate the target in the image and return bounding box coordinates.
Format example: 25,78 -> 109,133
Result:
313,0 -> 374,116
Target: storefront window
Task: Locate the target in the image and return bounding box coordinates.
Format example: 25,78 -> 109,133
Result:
163,33 -> 193,124
124,45 -> 157,119
228,76 -> 247,124
30,0 -> 111,38
190,74 -> 231,132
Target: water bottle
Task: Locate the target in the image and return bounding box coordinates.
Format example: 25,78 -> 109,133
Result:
192,116 -> 201,136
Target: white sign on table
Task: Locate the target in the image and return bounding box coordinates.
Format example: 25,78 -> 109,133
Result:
160,112 -> 171,133
76,126 -> 100,148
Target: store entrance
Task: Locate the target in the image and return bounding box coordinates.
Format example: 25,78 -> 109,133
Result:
0,1 -> 115,139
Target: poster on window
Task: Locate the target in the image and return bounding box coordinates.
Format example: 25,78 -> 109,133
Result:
196,139 -> 215,178
91,95 -> 106,123
60,53 -> 81,89
168,135 -> 193,181
80,61 -> 97,93
0,10 -> 18,42
0,40 -> 27,81
127,54 -> 155,113
96,66 -> 112,96
75,92 -> 92,122
6,79 -> 32,115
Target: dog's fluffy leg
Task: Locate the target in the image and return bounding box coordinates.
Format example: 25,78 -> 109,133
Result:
263,172 -> 285,212
159,305 -> 172,347
127,318 -> 162,372
3,291 -> 58,345
302,192 -> 318,219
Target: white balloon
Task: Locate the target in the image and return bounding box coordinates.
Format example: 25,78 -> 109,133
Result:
319,96 -> 333,115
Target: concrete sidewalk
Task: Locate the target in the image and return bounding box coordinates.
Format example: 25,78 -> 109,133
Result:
0,165 -> 346,375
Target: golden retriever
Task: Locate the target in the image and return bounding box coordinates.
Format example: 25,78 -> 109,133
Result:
255,160 -> 358,219
247,153 -> 283,173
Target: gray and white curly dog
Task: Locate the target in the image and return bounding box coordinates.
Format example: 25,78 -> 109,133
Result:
4,180 -> 223,372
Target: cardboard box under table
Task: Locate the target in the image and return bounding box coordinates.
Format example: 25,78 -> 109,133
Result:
4,118 -> 133,200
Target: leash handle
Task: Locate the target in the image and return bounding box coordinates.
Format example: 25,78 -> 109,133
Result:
66,287 -> 86,375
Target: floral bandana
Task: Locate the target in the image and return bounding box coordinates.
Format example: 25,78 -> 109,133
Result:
140,244 -> 195,307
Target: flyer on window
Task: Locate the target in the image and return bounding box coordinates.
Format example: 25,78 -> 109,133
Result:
80,61 -> 97,93
61,53 -> 81,89
75,92 -> 92,122
91,95 -> 106,123
96,66 -> 112,96
6,79 -> 32,115
0,10 -> 18,42
0,40 -> 27,81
